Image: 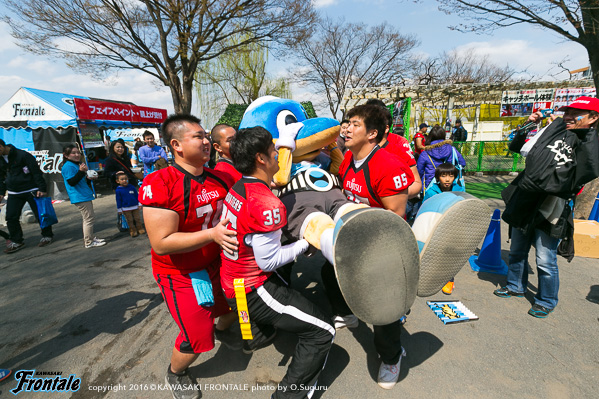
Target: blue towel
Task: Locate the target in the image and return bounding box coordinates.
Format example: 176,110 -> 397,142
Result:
189,270 -> 214,307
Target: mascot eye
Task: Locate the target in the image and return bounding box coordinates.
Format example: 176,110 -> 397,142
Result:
276,110 -> 298,132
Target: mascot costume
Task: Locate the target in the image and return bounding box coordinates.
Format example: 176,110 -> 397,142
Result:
239,96 -> 490,325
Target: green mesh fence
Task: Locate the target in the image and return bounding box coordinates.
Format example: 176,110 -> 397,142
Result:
453,141 -> 524,173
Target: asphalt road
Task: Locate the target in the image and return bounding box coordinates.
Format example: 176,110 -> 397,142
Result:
1,188 -> 598,399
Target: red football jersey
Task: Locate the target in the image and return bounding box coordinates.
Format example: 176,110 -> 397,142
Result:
220,178 -> 287,298
384,134 -> 416,166
412,132 -> 425,154
139,164 -> 234,275
338,147 -> 414,208
215,158 -> 242,182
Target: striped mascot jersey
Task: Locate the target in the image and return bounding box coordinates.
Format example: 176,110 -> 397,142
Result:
220,178 -> 287,298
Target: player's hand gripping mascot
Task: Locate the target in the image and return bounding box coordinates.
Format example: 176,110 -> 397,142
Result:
239,96 -> 491,325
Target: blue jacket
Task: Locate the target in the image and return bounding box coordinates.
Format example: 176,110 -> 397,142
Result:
61,161 -> 94,204
115,184 -> 139,211
138,145 -> 167,176
417,139 -> 466,188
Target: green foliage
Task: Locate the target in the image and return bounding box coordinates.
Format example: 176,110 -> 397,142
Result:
216,104 -> 249,129
301,101 -> 317,118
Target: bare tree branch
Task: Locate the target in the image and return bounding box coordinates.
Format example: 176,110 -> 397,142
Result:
1,0 -> 317,113
438,0 -> 599,94
291,17 -> 418,119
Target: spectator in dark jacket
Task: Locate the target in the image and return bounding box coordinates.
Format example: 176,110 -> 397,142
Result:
0,139 -> 54,253
417,125 -> 466,190
451,119 -> 468,142
494,97 -> 599,318
104,141 -> 138,189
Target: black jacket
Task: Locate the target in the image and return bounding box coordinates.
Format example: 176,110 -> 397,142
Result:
104,154 -> 138,189
502,118 -> 599,243
511,118 -> 599,199
0,144 -> 47,195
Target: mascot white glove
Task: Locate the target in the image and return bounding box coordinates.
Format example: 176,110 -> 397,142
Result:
275,122 -> 304,152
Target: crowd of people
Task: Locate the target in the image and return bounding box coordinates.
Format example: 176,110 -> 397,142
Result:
1,96 -> 598,399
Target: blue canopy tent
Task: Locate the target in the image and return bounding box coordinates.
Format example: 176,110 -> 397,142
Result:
0,87 -> 167,199
0,87 -> 88,199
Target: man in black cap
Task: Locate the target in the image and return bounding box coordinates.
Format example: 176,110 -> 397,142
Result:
451,119 -> 467,142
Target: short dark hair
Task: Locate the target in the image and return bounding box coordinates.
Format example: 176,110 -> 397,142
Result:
340,119 -> 350,125
0,139 -> 5,146
161,114 -> 202,151
230,126 -> 273,175
435,162 -> 458,180
211,123 -> 235,145
365,98 -> 392,128
142,130 -> 155,140
115,171 -> 128,180
346,104 -> 388,143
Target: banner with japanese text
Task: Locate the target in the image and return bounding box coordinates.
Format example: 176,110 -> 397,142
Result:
500,89 -> 554,117
74,98 -> 166,124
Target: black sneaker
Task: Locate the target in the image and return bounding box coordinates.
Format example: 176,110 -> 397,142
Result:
528,304 -> 553,318
493,287 -> 525,298
214,327 -> 243,350
243,329 -> 277,355
165,367 -> 201,399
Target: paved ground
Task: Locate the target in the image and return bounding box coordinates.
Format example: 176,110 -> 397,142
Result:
1,181 -> 598,399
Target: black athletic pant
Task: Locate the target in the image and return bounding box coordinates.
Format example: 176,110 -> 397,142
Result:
6,192 -> 53,244
321,261 -> 403,365
228,275 -> 335,399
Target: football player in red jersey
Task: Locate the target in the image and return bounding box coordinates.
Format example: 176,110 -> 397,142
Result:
211,123 -> 242,182
140,114 -> 241,399
335,104 -> 414,390
222,126 -> 335,399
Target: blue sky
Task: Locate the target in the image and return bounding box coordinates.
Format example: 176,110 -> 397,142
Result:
0,0 -> 589,120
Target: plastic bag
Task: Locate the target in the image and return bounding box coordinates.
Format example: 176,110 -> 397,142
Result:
117,213 -> 129,232
189,270 -> 215,307
34,196 -> 58,229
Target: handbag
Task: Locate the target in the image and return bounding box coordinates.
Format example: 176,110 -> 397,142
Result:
117,213 -> 129,232
34,196 -> 58,229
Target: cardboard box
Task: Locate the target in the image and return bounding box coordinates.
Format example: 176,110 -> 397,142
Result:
573,219 -> 599,259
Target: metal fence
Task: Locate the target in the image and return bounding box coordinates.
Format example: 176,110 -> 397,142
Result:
453,141 -> 524,173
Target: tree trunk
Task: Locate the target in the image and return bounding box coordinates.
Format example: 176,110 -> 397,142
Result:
581,1 -> 599,97
180,74 -> 194,115
586,44 -> 599,99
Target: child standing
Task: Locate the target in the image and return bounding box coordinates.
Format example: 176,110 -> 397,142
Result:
422,162 -> 463,294
115,172 -> 145,237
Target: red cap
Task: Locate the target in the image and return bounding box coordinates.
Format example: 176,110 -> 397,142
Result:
558,96 -> 599,112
